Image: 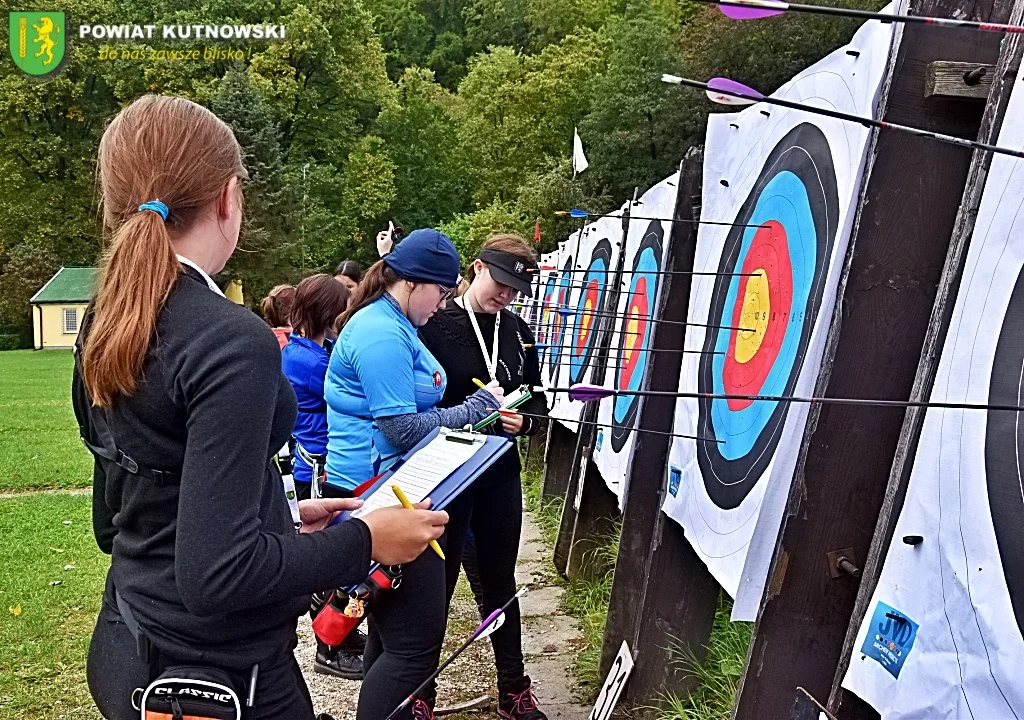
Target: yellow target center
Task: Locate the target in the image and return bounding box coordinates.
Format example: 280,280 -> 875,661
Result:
624,306 -> 640,364
735,269 -> 769,364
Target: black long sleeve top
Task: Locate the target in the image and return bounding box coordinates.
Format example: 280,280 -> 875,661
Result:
75,265 -> 372,669
419,303 -> 549,479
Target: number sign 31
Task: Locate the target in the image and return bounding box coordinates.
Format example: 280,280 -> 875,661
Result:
589,642 -> 633,720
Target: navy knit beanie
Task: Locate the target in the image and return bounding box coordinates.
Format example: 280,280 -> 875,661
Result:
383,229 -> 460,287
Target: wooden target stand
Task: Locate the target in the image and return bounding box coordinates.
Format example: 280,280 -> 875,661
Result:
596,148 -> 723,704
729,0 -> 1021,716
827,4 -> 1024,718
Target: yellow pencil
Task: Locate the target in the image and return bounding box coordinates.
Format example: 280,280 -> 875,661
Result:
472,378 -> 487,389
391,484 -> 445,560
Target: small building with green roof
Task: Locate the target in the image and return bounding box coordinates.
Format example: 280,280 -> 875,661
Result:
30,267 -> 97,349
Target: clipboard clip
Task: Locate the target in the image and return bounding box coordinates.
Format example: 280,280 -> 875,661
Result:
445,427 -> 483,445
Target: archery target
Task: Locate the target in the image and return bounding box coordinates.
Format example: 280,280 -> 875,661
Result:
593,184 -> 677,502
696,123 -> 839,510
569,239 -> 613,384
549,255 -> 575,386
843,61 -> 1024,716
662,10 -> 894,617
985,276 -> 1024,639
610,222 -> 663,452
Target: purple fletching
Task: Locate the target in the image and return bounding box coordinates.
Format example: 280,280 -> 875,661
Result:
568,384 -> 616,403
706,77 -> 763,106
718,0 -> 786,20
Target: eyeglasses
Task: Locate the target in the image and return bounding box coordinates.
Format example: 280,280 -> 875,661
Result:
436,284 -> 456,302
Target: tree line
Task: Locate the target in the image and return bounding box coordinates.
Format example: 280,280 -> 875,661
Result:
0,0 -> 879,345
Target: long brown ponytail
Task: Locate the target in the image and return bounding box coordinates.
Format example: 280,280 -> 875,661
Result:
336,260 -> 403,330
84,95 -> 246,407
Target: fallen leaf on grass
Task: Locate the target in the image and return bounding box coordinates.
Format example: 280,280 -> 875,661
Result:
50,580 -> 62,587
49,547 -> 64,553
9,604 -> 21,616
62,520 -> 72,526
63,564 -> 76,571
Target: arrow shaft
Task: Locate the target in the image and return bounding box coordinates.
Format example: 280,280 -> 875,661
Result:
679,78 -> 1024,160
543,386 -> 1024,412
509,410 -> 724,443
560,211 -> 768,229
384,589 -> 527,720
706,0 -> 1024,33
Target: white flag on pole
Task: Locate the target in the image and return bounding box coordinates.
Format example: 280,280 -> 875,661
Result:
573,127 -> 589,177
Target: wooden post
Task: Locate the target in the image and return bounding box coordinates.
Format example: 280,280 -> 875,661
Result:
829,5 -> 1024,716
597,148 -> 721,706
540,421 -> 574,502
731,0 -> 1017,717
565,457 -> 621,580
554,196 -> 635,577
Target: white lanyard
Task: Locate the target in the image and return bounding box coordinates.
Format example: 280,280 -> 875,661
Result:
457,294 -> 500,382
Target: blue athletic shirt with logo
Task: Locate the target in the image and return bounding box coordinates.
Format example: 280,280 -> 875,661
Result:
325,293 -> 446,490
281,333 -> 329,485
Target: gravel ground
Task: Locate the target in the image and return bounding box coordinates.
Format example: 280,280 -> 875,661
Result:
298,510 -> 590,719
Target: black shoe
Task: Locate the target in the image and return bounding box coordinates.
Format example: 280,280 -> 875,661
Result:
498,676 -> 547,720
341,627 -> 367,654
314,648 -> 363,680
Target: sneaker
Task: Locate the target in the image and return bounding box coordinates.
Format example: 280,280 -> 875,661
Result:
411,698 -> 434,719
498,676 -> 547,720
313,648 -> 363,680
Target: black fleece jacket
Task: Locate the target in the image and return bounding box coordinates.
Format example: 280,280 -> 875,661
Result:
75,265 -> 371,669
419,303 -> 548,478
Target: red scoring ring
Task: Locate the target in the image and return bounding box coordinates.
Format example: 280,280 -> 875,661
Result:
576,279 -> 600,355
619,277 -> 650,389
723,221 -> 793,410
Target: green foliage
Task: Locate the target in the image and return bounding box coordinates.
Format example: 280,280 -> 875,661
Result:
0,350 -> 93,492
0,244 -> 60,332
652,595 -> 753,720
439,197 -> 530,263
0,335 -> 23,351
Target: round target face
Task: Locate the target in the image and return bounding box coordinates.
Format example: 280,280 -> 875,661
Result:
611,222 -> 663,452
984,267 -> 1024,639
696,123 -> 839,510
538,272 -> 559,348
542,256 -> 574,385
569,240 -> 613,384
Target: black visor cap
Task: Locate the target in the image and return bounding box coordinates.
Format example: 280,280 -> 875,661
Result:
478,248 -> 538,297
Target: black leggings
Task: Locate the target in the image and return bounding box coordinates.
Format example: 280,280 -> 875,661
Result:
443,468 -> 525,689
357,538 -> 449,719
87,600 -> 315,720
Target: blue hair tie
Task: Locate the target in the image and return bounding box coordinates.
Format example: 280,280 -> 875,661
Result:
138,200 -> 169,222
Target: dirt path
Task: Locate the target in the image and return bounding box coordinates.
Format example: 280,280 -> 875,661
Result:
298,509 -> 591,719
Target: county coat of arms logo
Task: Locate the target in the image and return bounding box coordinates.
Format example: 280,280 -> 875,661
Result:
9,12 -> 67,78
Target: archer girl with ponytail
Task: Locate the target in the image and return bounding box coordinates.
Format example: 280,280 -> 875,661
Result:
75,95 -> 448,720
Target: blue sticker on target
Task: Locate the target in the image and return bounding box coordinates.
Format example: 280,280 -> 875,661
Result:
668,466 -> 681,497
860,601 -> 918,678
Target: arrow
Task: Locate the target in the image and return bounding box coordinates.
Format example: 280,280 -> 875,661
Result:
545,306 -> 756,333
494,409 -> 725,443
555,209 -> 768,229
693,0 -> 1024,33
538,383 -> 1024,412
523,266 -> 759,277
661,75 -> 1024,160
384,588 -> 529,720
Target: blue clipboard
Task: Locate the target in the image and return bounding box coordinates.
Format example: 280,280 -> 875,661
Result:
329,428 -> 512,525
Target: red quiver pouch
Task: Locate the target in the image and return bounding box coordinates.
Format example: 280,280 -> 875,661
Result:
312,565 -> 402,646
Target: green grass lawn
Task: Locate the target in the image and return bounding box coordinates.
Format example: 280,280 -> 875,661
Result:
0,350 -> 93,492
0,493 -> 108,720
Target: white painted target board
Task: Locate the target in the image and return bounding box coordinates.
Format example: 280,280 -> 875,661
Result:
661,10 -> 895,620
842,63 -> 1024,719
593,175 -> 679,504
549,218 -> 623,428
